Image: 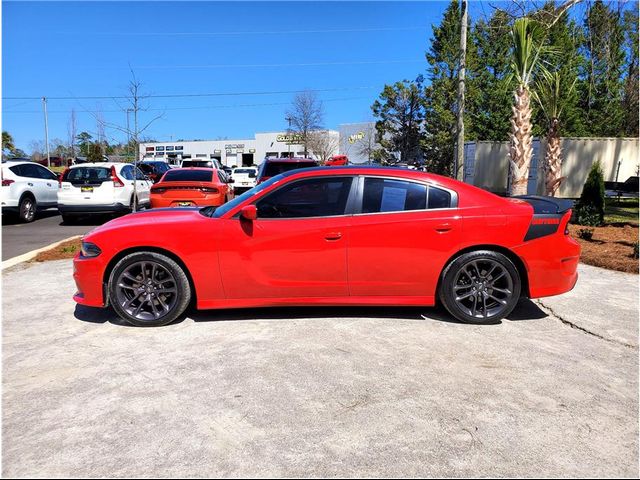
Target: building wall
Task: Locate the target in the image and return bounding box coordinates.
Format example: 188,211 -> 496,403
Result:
471,137 -> 639,197
139,131 -> 339,167
339,122 -> 377,164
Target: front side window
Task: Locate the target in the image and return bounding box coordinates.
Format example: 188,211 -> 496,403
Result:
256,176 -> 353,219
362,178 -> 427,213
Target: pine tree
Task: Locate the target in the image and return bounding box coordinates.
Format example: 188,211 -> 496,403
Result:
622,7 -> 639,137
468,8 -> 512,141
371,77 -> 425,165
581,0 -> 626,136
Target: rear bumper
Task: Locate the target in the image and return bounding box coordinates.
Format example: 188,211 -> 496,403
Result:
150,196 -> 225,208
59,203 -> 130,214
513,234 -> 581,299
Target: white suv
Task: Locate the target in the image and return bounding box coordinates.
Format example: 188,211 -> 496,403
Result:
58,162 -> 151,222
230,167 -> 258,192
1,160 -> 60,222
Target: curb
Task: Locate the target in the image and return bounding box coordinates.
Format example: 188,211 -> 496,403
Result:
2,235 -> 82,271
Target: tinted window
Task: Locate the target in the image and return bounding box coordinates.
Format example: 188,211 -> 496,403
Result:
263,161 -> 317,178
64,167 -> 111,184
34,165 -> 58,180
163,170 -> 213,182
256,177 -> 353,218
362,178 -> 427,213
17,164 -> 43,179
428,186 -> 452,209
120,165 -> 134,180
9,165 -> 25,177
182,160 -> 213,168
217,171 -> 228,183
235,168 -> 256,176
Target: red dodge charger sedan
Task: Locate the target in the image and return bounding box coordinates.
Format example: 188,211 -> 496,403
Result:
73,167 -> 580,327
149,167 -> 232,208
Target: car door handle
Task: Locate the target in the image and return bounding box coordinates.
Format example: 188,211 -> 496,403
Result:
27,182 -> 33,187
435,223 -> 452,233
46,183 -> 52,187
325,232 -> 342,241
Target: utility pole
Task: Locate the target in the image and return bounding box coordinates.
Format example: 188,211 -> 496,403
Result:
126,109 -> 131,161
42,97 -> 51,168
285,116 -> 292,157
455,0 -> 468,181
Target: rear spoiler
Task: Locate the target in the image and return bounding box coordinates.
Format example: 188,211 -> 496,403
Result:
512,196 -> 574,241
512,195 -> 574,214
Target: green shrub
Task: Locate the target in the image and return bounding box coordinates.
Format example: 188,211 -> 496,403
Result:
575,204 -> 603,226
633,242 -> 639,260
577,228 -> 594,241
576,160 -> 605,225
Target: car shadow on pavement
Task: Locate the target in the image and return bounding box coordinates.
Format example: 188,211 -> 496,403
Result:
60,214 -> 115,227
74,298 -> 548,327
1,209 -> 60,225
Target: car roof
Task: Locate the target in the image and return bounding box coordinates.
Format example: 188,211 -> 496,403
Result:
263,157 -> 316,163
165,167 -> 218,172
69,162 -> 127,168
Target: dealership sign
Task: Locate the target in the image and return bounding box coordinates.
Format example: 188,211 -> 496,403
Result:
348,131 -> 365,144
276,134 -> 304,144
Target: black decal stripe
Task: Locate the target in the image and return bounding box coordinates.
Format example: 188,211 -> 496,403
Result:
524,214 -> 563,241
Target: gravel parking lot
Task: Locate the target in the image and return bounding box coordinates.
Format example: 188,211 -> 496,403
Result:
2,259 -> 638,477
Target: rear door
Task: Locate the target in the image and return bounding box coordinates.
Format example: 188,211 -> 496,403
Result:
348,176 -> 461,297
33,164 -> 59,204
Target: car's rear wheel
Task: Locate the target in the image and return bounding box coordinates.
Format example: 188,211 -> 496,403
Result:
19,195 -> 36,223
439,250 -> 521,324
109,252 -> 191,327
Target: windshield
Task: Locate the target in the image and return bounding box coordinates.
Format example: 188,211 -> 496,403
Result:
263,161 -> 316,178
200,174 -> 283,218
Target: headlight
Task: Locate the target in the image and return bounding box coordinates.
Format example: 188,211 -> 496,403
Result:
80,241 -> 102,258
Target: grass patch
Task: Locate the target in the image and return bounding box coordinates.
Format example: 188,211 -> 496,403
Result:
33,238 -> 81,262
605,198 -> 639,225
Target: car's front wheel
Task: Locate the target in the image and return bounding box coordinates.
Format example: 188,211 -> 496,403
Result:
439,250 -> 521,324
109,252 -> 191,327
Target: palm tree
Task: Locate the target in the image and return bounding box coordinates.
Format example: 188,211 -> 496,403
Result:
533,70 -> 577,197
508,18 -> 549,196
2,131 -> 15,159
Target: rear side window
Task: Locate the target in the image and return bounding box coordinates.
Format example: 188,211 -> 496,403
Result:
256,176 -> 353,218
163,170 -> 213,182
263,161 -> 317,178
362,178 -> 427,213
9,165 -> 25,177
428,186 -> 452,209
217,171 -> 228,183
63,167 -> 111,184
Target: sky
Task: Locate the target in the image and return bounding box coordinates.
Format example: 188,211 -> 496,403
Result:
3,1 -> 502,152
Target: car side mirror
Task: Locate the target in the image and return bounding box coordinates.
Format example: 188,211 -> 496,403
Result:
240,205 -> 257,220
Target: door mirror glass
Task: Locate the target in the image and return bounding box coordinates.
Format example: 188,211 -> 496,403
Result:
240,205 -> 257,220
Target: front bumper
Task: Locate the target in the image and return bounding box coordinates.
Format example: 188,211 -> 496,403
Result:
73,253 -> 107,307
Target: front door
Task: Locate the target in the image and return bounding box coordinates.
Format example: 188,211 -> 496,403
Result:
218,176 -> 354,299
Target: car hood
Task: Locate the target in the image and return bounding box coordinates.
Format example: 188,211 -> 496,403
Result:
86,207 -> 209,237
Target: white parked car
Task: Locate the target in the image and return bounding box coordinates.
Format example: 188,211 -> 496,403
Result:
231,167 -> 258,192
1,160 -> 60,222
57,162 -> 151,222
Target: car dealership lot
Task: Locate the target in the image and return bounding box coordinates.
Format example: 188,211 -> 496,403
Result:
2,259 -> 638,477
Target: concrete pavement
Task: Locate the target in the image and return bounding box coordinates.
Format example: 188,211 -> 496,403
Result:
2,260 -> 638,477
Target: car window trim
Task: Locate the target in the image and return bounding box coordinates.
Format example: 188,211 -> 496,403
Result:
229,175 -> 358,220
352,175 -> 459,216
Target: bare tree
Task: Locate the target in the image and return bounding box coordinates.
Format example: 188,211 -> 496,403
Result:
306,131 -> 339,164
355,124 -> 378,165
285,91 -> 324,156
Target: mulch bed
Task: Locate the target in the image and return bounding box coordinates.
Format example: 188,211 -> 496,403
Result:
569,223 -> 639,274
32,238 -> 81,262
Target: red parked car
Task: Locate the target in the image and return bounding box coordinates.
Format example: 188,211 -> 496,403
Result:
149,168 -> 232,208
73,166 -> 580,327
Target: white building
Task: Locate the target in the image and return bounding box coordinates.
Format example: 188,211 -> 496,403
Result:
139,130 -> 340,167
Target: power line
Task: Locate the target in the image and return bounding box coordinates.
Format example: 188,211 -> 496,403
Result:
57,26 -> 429,36
3,85 -> 380,101
3,96 -> 372,114
131,60 -> 422,70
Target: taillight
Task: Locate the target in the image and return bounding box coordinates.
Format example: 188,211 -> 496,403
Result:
151,187 -> 166,194
111,166 -> 125,187
201,187 -> 219,194
59,168 -> 70,187
2,179 -> 14,187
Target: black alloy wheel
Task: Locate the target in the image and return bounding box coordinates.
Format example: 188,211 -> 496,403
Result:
109,251 -> 191,327
439,250 -> 521,324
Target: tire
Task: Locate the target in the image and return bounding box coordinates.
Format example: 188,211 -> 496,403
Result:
108,251 -> 191,327
61,213 -> 76,224
439,250 -> 521,324
18,195 -> 36,223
